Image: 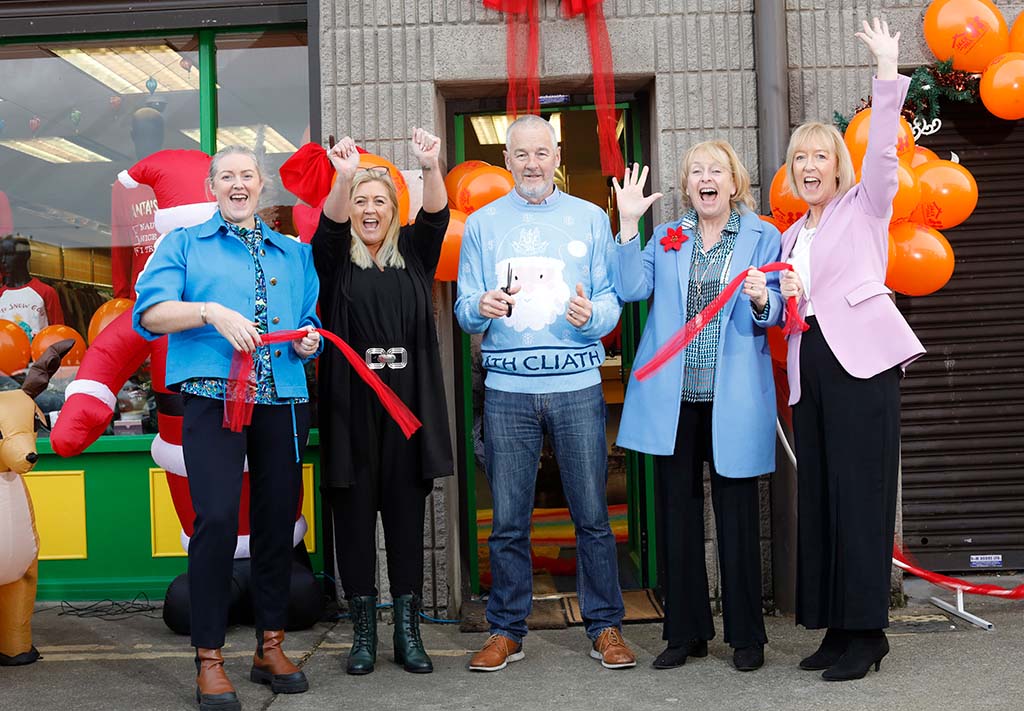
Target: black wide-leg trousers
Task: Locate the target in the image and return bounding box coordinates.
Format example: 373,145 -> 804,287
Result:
182,395 -> 309,649
655,401 -> 767,649
793,316 -> 900,631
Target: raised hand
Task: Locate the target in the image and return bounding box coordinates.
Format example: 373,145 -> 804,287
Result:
612,163 -> 663,240
327,136 -> 360,182
855,17 -> 899,79
411,127 -> 441,168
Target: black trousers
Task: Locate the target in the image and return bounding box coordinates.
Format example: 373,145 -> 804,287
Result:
655,401 -> 767,649
793,317 -> 900,631
182,395 -> 309,649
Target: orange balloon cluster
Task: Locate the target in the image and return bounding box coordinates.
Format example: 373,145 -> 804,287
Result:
87,298 -> 134,344
923,0 -> 1024,121
31,324 -> 86,366
767,144 -> 978,297
923,0 -> 1010,72
0,319 -> 31,376
454,165 -> 515,214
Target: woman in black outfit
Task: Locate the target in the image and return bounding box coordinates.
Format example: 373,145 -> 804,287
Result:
311,129 -> 453,676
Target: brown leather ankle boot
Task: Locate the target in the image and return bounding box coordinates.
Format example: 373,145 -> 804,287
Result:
194,647 -> 240,711
249,630 -> 309,694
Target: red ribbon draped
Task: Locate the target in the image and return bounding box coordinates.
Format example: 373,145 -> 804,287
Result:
894,544 -> 1024,600
483,0 -> 624,177
634,262 -> 809,382
223,328 -> 422,438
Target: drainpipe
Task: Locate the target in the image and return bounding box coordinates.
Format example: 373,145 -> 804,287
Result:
754,0 -> 798,616
755,0 -> 791,211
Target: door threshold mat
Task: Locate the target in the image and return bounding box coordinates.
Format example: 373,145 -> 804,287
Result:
564,589 -> 664,625
459,597 -> 568,633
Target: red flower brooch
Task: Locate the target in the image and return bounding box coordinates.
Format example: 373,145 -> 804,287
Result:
660,226 -> 688,252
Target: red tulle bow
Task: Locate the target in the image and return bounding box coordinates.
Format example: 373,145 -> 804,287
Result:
482,0 -> 624,177
223,328 -> 422,438
634,262 -> 809,381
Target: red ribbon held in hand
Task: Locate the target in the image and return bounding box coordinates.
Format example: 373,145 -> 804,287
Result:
224,328 -> 422,437
634,262 -> 808,382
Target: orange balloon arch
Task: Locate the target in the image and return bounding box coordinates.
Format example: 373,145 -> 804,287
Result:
454,165 -> 515,214
0,319 -> 32,376
444,161 -> 489,207
31,324 -> 86,366
980,52 -> 1024,121
911,159 -> 979,230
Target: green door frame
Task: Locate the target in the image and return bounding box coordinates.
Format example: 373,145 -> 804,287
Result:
453,102 -> 657,594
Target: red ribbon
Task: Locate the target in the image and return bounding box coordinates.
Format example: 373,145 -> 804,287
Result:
893,544 -> 1024,600
483,0 -> 624,177
634,262 -> 808,381
223,328 -> 422,438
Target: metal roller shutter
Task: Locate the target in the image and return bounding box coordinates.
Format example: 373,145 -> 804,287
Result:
899,100 -> 1024,573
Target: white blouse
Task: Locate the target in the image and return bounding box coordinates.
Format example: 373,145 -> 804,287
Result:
788,224 -> 816,317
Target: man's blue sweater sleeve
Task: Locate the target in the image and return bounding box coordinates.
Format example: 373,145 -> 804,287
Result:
578,216 -> 622,340
454,216 -> 490,334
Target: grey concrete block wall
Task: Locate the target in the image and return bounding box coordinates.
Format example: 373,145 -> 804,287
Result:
320,0 -> 1024,615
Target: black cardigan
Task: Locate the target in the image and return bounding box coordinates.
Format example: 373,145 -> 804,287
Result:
311,206 -> 454,488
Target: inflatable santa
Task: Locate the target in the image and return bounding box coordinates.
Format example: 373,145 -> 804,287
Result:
51,149 -> 321,632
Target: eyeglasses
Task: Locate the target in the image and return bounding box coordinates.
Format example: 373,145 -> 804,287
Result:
358,166 -> 390,178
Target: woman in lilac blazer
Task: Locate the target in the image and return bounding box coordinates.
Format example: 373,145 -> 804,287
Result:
779,19 -> 924,682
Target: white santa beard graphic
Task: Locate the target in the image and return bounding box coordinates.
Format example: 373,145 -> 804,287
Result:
507,284 -> 570,332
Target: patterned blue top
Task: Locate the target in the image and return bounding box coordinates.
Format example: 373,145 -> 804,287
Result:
180,218 -> 307,405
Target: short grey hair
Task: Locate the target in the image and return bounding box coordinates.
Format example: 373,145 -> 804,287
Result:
208,144 -> 264,182
505,114 -> 558,151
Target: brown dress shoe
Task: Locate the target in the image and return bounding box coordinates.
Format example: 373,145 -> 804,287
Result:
195,647 -> 240,711
250,630 -> 309,694
468,634 -> 524,672
590,627 -> 637,669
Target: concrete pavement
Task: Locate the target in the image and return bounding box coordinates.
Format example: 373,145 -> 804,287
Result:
3,583 -> 1022,711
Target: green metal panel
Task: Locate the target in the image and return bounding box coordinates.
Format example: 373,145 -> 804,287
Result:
198,29 -> 217,155
34,433 -> 323,601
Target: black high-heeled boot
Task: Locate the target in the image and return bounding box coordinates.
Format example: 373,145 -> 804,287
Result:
822,630 -> 889,682
393,595 -> 432,673
799,628 -> 849,671
346,596 -> 378,675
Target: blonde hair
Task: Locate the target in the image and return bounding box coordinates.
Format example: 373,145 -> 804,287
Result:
349,171 -> 405,270
678,140 -> 755,212
208,144 -> 263,183
785,122 -> 857,198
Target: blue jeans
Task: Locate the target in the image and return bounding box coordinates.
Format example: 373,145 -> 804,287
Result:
483,384 -> 625,642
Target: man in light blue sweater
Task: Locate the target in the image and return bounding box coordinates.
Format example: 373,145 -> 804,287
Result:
456,115 -> 635,672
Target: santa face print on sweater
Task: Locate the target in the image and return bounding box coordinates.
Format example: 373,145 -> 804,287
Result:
496,255 -> 572,333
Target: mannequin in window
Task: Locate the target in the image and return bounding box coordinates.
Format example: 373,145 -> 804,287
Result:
110,105 -> 163,298
0,235 -> 64,341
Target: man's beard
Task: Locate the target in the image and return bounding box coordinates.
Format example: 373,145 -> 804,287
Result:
515,178 -> 554,201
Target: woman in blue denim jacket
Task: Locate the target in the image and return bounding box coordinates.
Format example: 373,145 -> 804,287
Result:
133,145 -> 320,711
612,141 -> 782,673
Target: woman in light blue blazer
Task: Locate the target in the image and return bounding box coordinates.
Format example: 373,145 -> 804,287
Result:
612,141 -> 782,672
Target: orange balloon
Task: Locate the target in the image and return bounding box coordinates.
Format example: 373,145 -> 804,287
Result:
445,161 -> 488,207
1012,13 -> 1024,52
455,166 -> 515,214
357,153 -> 411,226
843,108 -> 916,171
87,298 -> 135,344
904,145 -> 940,168
435,209 -> 468,282
886,222 -> 955,296
980,51 -> 1024,120
31,324 -> 86,366
911,160 -> 979,229
768,164 -> 807,229
758,214 -> 783,231
923,0 -> 1010,72
890,161 -> 923,223
0,319 -> 32,376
